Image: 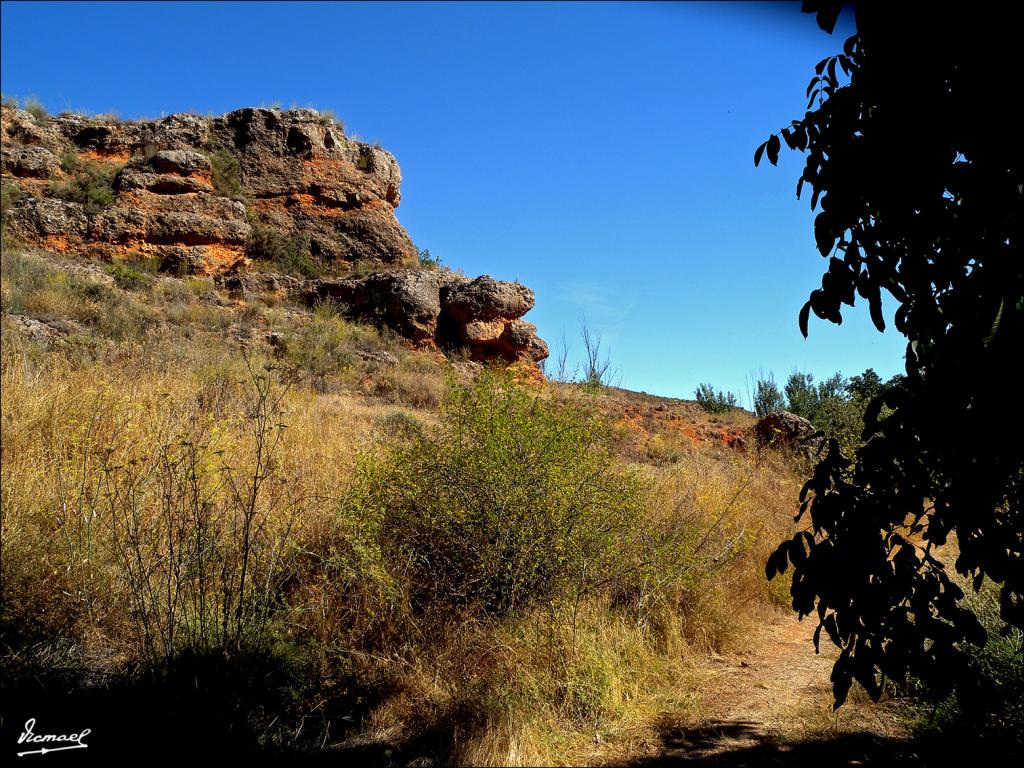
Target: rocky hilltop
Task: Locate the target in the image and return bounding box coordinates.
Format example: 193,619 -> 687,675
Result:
1,105 -> 414,271
1,105 -> 548,368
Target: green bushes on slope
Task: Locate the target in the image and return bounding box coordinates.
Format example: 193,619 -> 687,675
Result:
349,371 -> 648,617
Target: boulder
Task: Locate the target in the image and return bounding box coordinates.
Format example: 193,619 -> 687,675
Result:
209,107 -> 417,267
442,276 -> 535,323
301,269 -> 549,368
216,270 -> 302,297
7,198 -> 89,238
1,144 -> 60,178
755,411 -> 823,449
116,168 -> 212,195
304,269 -> 451,342
149,149 -> 210,176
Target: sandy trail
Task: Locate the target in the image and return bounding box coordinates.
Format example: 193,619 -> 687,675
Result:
633,611 -> 918,766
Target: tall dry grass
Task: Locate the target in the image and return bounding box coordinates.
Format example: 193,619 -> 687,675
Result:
1,247 -> 802,764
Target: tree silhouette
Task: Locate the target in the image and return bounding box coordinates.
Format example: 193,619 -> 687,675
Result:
758,2 -> 1023,706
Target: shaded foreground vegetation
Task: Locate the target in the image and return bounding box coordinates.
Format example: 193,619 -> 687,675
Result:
0,246 -> 807,764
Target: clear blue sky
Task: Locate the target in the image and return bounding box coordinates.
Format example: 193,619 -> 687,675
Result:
1,1 -> 906,404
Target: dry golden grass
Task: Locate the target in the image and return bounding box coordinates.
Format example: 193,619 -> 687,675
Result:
0,246 -> 806,765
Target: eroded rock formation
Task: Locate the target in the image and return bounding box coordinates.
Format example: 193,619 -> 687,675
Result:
1,104 -> 549,370
754,410 -> 822,451
1,105 -> 416,272
300,271 -> 548,364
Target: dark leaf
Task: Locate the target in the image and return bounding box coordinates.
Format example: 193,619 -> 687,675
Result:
869,293 -> 885,331
862,395 -> 884,430
754,140 -> 767,167
767,134 -> 781,166
853,664 -> 882,702
823,613 -> 841,646
959,609 -> 987,647
766,540 -> 792,580
813,4 -> 842,34
799,300 -> 811,338
832,669 -> 852,709
814,212 -> 835,256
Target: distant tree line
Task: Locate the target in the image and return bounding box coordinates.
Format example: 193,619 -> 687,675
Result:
697,368 -> 902,453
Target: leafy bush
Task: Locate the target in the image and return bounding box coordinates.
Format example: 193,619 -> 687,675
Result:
210,148 -> 243,199
106,263 -> 154,291
418,248 -> 442,270
695,383 -> 738,414
350,373 -> 648,616
908,581 -> 1024,755
246,218 -> 321,278
49,152 -> 119,215
784,371 -> 866,454
752,375 -> 786,417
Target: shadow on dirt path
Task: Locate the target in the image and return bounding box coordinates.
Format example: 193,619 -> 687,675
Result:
630,719 -> 926,766
627,611 -> 930,766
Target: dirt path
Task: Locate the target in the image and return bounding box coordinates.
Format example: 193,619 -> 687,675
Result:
632,611 -> 920,766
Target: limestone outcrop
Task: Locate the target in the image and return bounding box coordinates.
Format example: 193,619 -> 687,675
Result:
1,105 -> 416,272
1,104 -> 548,370
301,271 -> 549,365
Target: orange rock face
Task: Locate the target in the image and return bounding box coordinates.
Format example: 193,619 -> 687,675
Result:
1,105 -> 417,273
1,104 -> 548,373
301,271 -> 549,370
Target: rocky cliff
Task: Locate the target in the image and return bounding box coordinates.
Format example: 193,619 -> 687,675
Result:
1,105 -> 548,369
1,105 -> 415,271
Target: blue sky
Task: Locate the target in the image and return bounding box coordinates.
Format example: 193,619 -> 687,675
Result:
0,1 -> 906,403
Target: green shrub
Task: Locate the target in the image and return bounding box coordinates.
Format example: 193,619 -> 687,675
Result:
210,149 -> 243,199
49,152 -> 119,215
907,581 -> 1024,754
349,373 -> 648,616
106,263 -> 154,291
695,383 -> 738,414
752,375 -> 786,417
784,371 -> 870,454
246,218 -> 321,278
418,248 -> 442,270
